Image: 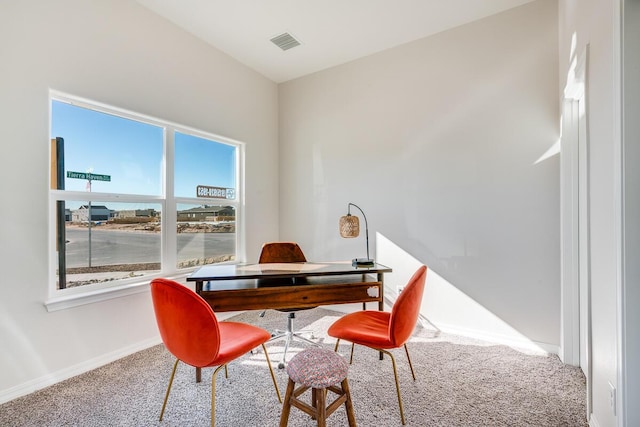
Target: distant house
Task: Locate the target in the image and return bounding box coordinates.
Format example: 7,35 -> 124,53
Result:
177,206 -> 235,222
72,205 -> 112,222
113,209 -> 157,219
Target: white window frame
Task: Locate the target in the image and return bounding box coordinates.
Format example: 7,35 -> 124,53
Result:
46,91 -> 245,311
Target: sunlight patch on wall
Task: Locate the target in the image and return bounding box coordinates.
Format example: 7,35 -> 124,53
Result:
534,138 -> 560,165
376,233 -> 555,354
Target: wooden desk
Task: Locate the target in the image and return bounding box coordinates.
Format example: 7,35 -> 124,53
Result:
187,262 -> 392,312
187,262 -> 392,381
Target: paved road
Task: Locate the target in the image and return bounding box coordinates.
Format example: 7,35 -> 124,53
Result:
65,228 -> 235,268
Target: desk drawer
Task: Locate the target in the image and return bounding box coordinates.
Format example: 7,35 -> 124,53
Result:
201,282 -> 382,312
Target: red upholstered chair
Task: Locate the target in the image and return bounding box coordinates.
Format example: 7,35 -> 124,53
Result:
150,278 -> 282,426
327,265 -> 427,425
258,242 -> 318,369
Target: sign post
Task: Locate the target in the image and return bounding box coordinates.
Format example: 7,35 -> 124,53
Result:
67,171 -> 111,268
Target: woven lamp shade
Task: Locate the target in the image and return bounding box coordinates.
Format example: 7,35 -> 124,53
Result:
339,215 -> 360,238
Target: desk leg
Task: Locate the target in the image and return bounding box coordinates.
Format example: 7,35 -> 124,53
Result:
195,280 -> 203,382
377,273 -> 384,311
361,273 -> 367,310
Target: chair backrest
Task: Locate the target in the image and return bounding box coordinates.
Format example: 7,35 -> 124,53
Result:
389,265 -> 427,347
150,278 -> 221,367
259,242 -> 307,263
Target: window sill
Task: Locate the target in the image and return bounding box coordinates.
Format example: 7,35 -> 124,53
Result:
44,282 -> 149,312
44,272 -> 190,312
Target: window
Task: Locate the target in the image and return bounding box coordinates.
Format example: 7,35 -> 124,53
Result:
49,92 -> 242,300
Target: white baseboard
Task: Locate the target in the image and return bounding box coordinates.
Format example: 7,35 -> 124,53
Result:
431,322 -> 560,355
0,336 -> 162,405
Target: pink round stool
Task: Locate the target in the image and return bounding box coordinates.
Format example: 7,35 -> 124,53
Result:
279,347 -> 357,427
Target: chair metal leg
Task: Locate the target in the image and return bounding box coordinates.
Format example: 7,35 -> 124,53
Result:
404,343 -> 416,381
162,349 -> 281,427
262,343 -> 283,403
332,340 -> 355,365
280,330 -> 292,369
214,349 -> 284,427
379,348 -> 406,425
210,364 -> 226,427
333,340 -> 412,424
159,358 -> 180,421
338,344 -> 406,425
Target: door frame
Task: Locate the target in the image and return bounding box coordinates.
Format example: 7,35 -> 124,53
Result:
560,44 -> 591,417
619,0 -> 639,423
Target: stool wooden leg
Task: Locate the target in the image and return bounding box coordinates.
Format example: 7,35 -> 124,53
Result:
311,388 -> 318,420
341,378 -> 357,427
279,378 -> 296,427
316,387 -> 327,427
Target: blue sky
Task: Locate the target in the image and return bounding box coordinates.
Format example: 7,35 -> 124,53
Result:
51,100 -> 236,199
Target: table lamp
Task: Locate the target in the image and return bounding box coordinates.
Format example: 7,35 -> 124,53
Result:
339,203 -> 374,267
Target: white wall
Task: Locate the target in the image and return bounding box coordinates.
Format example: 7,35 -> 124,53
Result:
559,1 -> 621,426
0,0 -> 279,402
279,0 -> 560,348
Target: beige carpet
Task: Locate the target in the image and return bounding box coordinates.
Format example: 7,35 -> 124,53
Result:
0,308 -> 587,426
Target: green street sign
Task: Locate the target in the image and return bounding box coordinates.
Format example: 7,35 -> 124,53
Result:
66,171 -> 111,181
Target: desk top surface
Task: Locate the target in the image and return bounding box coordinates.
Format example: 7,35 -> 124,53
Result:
187,261 -> 391,281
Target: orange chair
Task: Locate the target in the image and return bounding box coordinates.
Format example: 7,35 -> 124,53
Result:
258,242 -> 318,369
327,265 -> 427,425
150,278 -> 282,426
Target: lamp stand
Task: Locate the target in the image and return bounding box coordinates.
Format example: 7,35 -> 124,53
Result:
346,203 -> 374,267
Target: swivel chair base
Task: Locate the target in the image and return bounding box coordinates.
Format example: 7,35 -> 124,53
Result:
269,312 -> 318,369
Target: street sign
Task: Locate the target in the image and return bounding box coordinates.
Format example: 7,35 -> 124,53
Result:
196,185 -> 234,199
67,171 -> 111,181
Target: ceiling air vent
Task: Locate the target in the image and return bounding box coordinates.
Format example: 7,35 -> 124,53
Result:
270,32 -> 301,51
